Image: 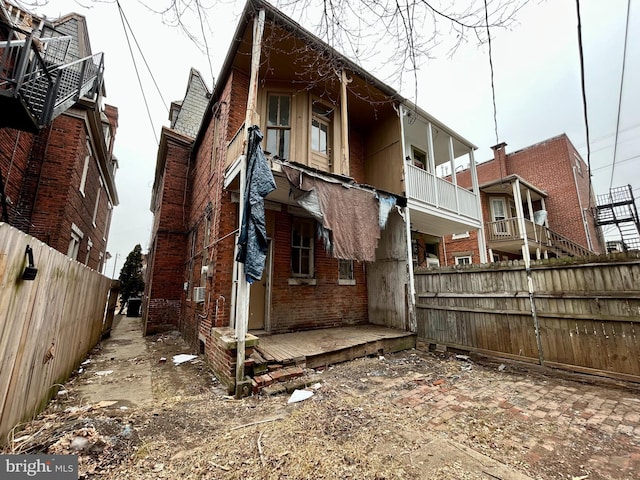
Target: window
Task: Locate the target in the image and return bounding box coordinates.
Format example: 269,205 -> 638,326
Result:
574,153 -> 583,176
452,231 -> 470,239
85,238 -> 93,265
411,146 -> 427,169
67,223 -> 83,261
455,255 -> 472,265
311,104 -> 332,156
490,198 -> 509,235
338,259 -> 355,285
79,140 -> 91,195
92,178 -> 103,227
266,94 -> 291,159
291,218 -> 314,277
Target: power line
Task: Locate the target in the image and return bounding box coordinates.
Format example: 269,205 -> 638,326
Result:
195,0 -> 215,83
575,0 -> 592,209
483,0 -> 499,147
117,2 -> 170,114
609,0 -> 632,191
591,154 -> 640,172
116,0 -> 159,145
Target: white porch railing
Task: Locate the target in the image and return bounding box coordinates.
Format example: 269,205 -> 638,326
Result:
405,164 -> 479,220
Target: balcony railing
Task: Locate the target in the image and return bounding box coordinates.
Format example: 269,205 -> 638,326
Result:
405,164 -> 479,220
226,123 -> 245,170
486,217 -> 593,257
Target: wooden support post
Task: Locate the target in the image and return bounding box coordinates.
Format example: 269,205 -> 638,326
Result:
235,9 -> 265,399
339,70 -> 351,176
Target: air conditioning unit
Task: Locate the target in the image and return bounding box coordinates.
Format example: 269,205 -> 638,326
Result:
193,286 -> 206,303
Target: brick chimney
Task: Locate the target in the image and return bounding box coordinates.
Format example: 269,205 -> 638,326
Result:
491,142 -> 508,178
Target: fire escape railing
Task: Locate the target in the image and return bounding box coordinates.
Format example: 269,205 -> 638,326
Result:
1,23 -> 104,129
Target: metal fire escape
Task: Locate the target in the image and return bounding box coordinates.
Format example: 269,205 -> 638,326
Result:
0,21 -> 104,132
595,185 -> 640,252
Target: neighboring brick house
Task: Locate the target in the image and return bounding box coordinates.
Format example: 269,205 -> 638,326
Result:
442,135 -> 605,265
0,2 -> 118,272
144,0 -> 485,390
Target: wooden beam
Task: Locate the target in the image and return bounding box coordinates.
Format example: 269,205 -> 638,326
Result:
339,70 -> 351,176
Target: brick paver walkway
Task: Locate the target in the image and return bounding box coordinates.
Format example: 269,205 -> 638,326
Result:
391,360 -> 640,479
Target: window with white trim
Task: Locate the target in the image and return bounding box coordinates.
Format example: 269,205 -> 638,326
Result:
266,94 -> 291,159
85,238 -> 93,265
452,231 -> 470,239
455,255 -> 472,265
411,146 -> 426,170
291,218 -> 314,277
92,178 -> 103,227
79,140 -> 91,195
67,224 -> 83,261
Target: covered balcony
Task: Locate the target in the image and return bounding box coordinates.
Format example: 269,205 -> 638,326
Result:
482,175 -> 595,260
399,104 -> 483,247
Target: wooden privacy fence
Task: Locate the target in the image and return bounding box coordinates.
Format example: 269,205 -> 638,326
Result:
0,223 -> 118,443
414,252 -> 640,383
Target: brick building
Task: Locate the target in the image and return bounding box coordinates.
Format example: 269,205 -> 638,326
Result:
145,0 -> 486,393
0,2 -> 118,272
441,135 -> 605,265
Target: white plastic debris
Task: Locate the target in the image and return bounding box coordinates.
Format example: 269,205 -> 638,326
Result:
455,354 -> 471,361
172,354 -> 198,365
287,389 -> 314,404
498,364 -> 507,372
81,359 -> 91,365
95,370 -> 113,376
57,389 -> 68,396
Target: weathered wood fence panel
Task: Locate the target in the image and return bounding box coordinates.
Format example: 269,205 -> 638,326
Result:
0,223 -> 115,443
415,253 -> 640,382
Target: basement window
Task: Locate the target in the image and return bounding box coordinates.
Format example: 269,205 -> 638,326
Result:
455,255 -> 472,265
338,259 -> 355,285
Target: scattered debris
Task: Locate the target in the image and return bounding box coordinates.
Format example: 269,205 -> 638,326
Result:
94,370 -> 113,376
498,364 -> 507,372
455,354 -> 471,362
81,359 -> 91,366
159,357 -> 167,364
287,389 -> 314,404
172,354 -> 198,365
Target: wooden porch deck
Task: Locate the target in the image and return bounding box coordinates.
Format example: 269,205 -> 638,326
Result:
254,325 -> 416,369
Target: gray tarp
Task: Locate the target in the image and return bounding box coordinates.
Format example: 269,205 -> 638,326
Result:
236,126 -> 277,283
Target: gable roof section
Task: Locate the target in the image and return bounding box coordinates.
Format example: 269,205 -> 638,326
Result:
171,68 -> 211,138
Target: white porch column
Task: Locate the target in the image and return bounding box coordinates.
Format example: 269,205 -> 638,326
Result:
426,122 -> 438,207
448,136 -> 459,213
469,149 -> 487,263
512,178 -> 531,266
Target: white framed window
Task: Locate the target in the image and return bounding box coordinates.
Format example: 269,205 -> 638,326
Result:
92,178 -> 103,227
266,94 -> 291,159
79,140 -> 91,195
291,218 -> 314,277
491,197 -> 509,235
85,238 -> 93,265
411,146 -> 427,170
67,223 -> 84,260
338,259 -> 355,285
455,255 -> 472,265
452,231 -> 470,239
574,153 -> 583,176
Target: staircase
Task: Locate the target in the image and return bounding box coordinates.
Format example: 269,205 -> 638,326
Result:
0,22 -> 104,132
596,185 -> 640,252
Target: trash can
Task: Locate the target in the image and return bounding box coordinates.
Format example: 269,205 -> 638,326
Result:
126,297 -> 141,317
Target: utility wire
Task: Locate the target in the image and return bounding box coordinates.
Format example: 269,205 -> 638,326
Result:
483,0 -> 499,147
609,0 -> 632,191
117,0 -> 159,145
195,0 -> 215,83
575,0 -> 592,209
117,1 -> 170,113
591,154 -> 640,172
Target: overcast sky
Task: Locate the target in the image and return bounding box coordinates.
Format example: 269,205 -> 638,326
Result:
31,0 -> 640,277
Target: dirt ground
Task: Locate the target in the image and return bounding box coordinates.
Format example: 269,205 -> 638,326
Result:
3,317 -> 639,479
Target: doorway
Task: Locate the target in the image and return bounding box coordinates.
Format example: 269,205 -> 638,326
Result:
248,239 -> 272,331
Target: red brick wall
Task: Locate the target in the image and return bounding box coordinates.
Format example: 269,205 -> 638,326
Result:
447,135 -> 604,262
0,128 -> 34,223
145,133 -> 191,335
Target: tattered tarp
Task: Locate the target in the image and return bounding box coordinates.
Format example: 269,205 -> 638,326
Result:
236,126 -> 277,283
282,164 -> 396,262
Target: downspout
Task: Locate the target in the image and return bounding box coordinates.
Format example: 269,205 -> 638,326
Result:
234,8 -> 265,398
513,178 -> 544,365
573,166 -> 593,251
398,105 -> 416,332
